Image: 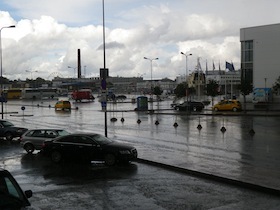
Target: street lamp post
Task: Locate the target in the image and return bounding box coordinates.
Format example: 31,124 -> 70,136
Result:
0,25 -> 15,119
68,66 -> 77,78
26,70 -> 38,80
181,52 -> 192,102
144,57 -> 158,111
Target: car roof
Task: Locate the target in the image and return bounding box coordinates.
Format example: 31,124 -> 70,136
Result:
54,132 -> 100,138
66,132 -> 99,136
222,99 -> 240,102
25,129 -> 67,132
28,129 -> 66,131
0,168 -> 9,174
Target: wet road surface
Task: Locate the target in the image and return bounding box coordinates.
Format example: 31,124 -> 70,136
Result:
1,142 -> 280,209
1,99 -> 280,209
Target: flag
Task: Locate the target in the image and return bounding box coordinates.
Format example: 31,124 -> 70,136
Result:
226,61 -> 235,71
231,62 -> 235,71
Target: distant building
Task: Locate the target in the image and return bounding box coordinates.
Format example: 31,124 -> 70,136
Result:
206,70 -> 241,99
136,78 -> 176,95
240,23 -> 280,91
188,71 -> 206,98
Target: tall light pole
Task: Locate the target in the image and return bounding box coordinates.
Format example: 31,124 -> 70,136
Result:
144,57 -> 158,111
102,0 -> 108,137
181,52 -> 192,102
0,25 -> 15,119
68,66 -> 77,78
26,70 -> 38,80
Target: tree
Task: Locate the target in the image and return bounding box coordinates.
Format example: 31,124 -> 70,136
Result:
174,83 -> 196,101
205,79 -> 220,106
0,76 -> 9,84
272,76 -> 280,95
238,79 -> 253,112
153,86 -> 163,99
174,83 -> 187,98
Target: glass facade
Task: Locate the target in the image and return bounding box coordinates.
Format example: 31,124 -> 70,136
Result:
241,40 -> 253,84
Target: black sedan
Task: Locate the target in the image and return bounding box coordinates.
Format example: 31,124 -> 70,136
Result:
41,133 -> 138,166
0,120 -> 28,141
174,101 -> 205,111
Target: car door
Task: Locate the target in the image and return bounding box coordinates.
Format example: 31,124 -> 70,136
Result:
220,101 -> 228,110
30,130 -> 46,149
58,135 -> 94,160
54,136 -> 77,159
0,123 -> 5,136
75,136 -> 101,161
227,101 -> 234,110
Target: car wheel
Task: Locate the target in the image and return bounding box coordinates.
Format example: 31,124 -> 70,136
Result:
104,154 -> 116,166
5,132 -> 13,141
214,107 -> 219,112
51,151 -> 62,163
232,107 -> 238,112
24,144 -> 35,154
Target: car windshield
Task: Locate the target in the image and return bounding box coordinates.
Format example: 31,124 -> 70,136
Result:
89,134 -> 113,145
1,121 -> 14,127
57,130 -> 70,136
0,174 -> 26,207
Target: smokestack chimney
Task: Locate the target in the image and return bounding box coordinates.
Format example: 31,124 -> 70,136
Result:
77,49 -> 81,78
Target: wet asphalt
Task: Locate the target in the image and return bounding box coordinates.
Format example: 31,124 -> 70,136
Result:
1,99 -> 280,209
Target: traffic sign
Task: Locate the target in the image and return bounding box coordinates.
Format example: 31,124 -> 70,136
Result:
101,79 -> 106,90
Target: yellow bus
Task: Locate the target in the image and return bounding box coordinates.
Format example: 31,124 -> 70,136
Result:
4,89 -> 22,99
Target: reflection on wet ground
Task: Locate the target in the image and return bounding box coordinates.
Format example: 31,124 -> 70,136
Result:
20,152 -> 138,184
1,137 -> 280,209
3,100 -> 280,191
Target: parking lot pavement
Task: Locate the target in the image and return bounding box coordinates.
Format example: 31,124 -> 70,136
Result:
2,149 -> 279,210
2,100 -> 280,209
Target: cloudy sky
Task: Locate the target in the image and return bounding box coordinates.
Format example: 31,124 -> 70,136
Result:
0,0 -> 279,81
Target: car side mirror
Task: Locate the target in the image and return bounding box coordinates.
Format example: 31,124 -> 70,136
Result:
25,190 -> 33,198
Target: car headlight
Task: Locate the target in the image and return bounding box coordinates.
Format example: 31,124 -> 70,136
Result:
119,150 -> 131,155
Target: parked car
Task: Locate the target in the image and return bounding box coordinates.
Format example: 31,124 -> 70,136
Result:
0,120 -> 28,141
174,101 -> 205,111
71,89 -> 95,102
20,129 -> 70,153
0,168 -> 32,209
213,100 -> 242,112
41,133 -> 138,165
55,100 -> 71,111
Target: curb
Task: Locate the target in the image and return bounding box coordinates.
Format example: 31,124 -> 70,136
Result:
136,158 -> 280,197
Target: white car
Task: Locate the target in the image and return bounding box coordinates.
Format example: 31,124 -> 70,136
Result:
20,129 -> 70,153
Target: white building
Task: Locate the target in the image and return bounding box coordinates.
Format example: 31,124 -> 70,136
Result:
206,70 -> 241,99
240,23 -> 280,90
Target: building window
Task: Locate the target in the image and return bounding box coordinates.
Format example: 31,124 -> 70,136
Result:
241,40 -> 253,84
